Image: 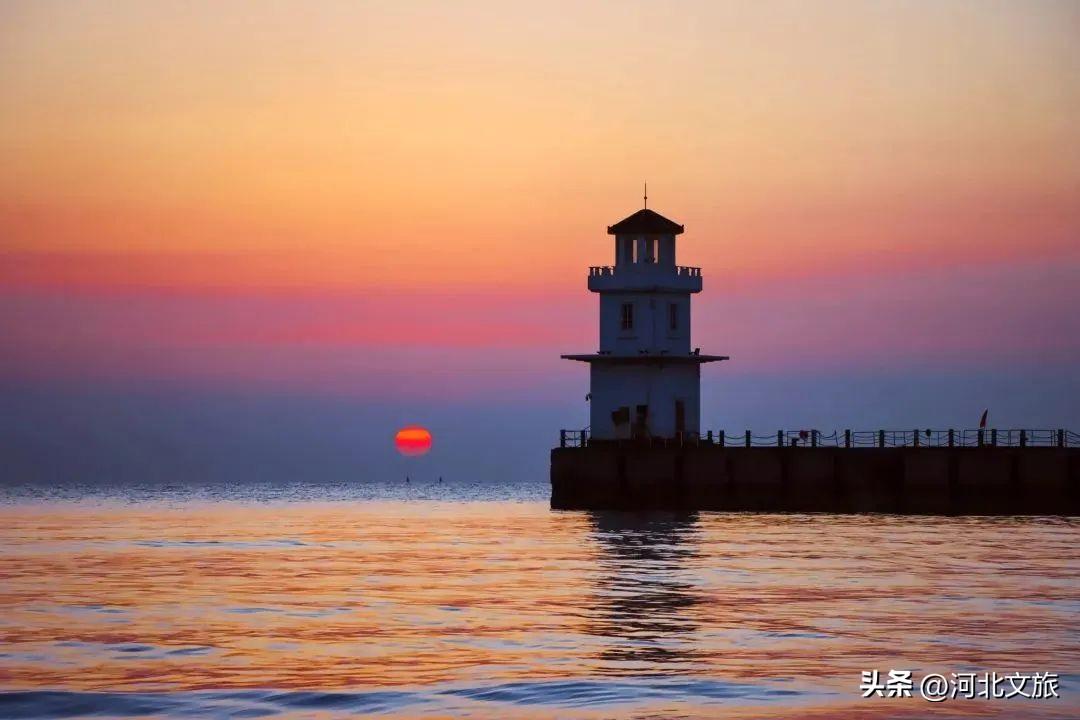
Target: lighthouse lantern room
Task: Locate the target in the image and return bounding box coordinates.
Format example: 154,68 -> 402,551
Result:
562,206 -> 727,441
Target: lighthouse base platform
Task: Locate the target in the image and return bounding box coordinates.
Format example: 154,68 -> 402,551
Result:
550,445 -> 1080,515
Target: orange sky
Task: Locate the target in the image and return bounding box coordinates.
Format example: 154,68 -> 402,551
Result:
1,1 -> 1079,487
0,0 -> 1078,410
2,0 -> 1078,294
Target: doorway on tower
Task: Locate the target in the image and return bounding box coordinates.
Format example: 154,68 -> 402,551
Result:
610,404 -> 651,440
611,406 -> 631,440
633,404 -> 649,440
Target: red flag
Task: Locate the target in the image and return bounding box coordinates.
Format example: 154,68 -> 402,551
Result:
979,409 -> 988,429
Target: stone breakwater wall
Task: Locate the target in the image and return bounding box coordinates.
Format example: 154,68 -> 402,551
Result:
550,445 -> 1080,514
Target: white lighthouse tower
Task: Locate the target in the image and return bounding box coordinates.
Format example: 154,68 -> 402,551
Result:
562,205 -> 727,441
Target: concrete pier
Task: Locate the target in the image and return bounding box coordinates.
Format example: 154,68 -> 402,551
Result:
550,445 -> 1080,515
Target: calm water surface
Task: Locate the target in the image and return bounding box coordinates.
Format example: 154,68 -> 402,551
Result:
0,481 -> 1076,718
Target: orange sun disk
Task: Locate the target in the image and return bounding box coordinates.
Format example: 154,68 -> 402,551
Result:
395,426 -> 433,456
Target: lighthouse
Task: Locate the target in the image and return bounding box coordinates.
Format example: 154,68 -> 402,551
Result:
552,210 -> 1078,515
562,206 -> 727,441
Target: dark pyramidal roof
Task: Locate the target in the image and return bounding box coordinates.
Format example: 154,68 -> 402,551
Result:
607,208 -> 684,235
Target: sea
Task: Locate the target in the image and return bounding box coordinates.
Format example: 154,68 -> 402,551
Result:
0,479 -> 1076,719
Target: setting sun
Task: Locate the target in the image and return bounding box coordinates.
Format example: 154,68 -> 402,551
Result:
394,426 -> 433,457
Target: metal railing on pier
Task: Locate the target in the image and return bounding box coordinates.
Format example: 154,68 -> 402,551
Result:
558,428 -> 1080,448
559,429 -> 590,448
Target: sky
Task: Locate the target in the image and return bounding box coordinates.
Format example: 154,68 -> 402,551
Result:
1,0 -> 1078,484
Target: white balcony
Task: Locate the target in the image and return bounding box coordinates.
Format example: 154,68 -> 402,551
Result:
587,263 -> 702,293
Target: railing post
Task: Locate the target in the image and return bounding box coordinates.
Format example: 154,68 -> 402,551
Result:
948,429 -> 954,447
745,430 -> 751,448
719,430 -> 725,447
1059,429 -> 1065,448
845,429 -> 851,448
978,429 -> 984,447
913,429 -> 919,447
778,430 -> 783,447
811,429 -> 818,447
878,430 -> 885,448
1020,429 -> 1027,448
560,430 -> 566,448
582,429 -> 588,447
990,428 -> 997,447
707,430 -> 713,444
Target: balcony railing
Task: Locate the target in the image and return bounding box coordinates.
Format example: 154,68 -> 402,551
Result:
586,264 -> 703,292
589,265 -> 701,276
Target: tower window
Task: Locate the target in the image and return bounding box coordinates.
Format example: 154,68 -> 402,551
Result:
620,302 -> 634,331
669,302 -> 679,331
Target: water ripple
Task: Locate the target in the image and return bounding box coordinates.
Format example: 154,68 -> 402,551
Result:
0,676 -> 817,718
0,500 -> 1075,719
